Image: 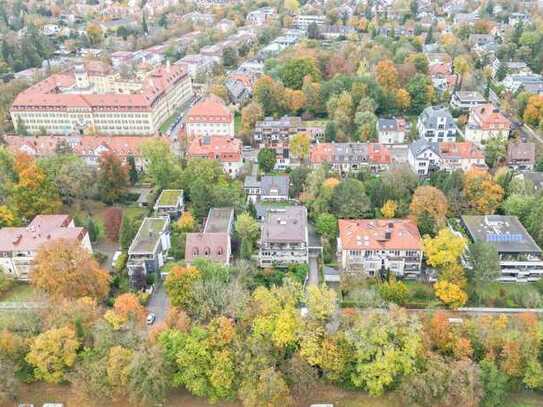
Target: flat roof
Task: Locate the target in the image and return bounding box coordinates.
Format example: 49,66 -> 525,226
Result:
129,217 -> 168,254
204,208 -> 234,234
461,215 -> 542,254
156,189 -> 183,207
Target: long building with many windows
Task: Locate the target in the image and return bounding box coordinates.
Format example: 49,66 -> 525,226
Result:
10,61 -> 193,136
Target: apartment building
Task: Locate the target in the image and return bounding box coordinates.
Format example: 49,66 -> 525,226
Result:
417,106 -> 458,142
259,206 -> 308,268
184,95 -> 234,138
507,142 -> 536,171
10,61 -> 193,136
465,104 -> 512,144
337,219 -> 423,278
450,91 -> 486,111
244,175 -> 290,203
461,215 -> 543,282
310,143 -> 392,176
187,135 -> 242,177
0,215 -> 92,281
294,14 -> 327,30
127,217 -> 171,289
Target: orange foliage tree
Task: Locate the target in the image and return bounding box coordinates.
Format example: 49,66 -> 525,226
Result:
31,239 -> 110,301
463,169 -> 504,214
375,59 -> 399,91
113,293 -> 146,323
409,185 -> 449,228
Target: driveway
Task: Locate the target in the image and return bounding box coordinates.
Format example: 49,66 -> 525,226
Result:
307,252 -> 320,286
146,283 -> 170,325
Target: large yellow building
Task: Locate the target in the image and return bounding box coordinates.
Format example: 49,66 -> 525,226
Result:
10,61 -> 193,136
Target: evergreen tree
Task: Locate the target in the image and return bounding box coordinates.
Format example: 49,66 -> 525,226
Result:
127,155 -> 138,185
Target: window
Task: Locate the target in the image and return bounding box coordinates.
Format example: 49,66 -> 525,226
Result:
217,247 -> 224,256
203,247 -> 211,256
192,248 -> 199,256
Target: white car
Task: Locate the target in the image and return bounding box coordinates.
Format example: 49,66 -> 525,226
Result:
146,313 -> 156,325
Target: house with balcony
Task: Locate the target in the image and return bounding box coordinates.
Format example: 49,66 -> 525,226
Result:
244,175 -> 290,203
438,142 -> 486,172
127,217 -> 171,289
507,142 -> 536,171
185,207 -> 234,265
461,215 -> 543,282
187,135 -> 242,178
408,139 -> 441,176
450,91 -> 486,111
154,190 -> 184,219
259,206 -> 308,268
417,106 -> 458,142
465,104 -> 512,144
0,215 -> 92,281
337,219 -> 423,279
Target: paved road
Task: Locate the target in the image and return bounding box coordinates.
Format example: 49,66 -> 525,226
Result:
307,253 -> 320,286
146,283 -> 169,325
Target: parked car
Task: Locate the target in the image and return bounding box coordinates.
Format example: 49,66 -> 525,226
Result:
146,313 -> 156,325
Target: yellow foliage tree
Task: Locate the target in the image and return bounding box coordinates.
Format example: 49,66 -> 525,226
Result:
322,177 -> 340,190
423,229 -> 466,270
107,345 -> 134,397
26,326 -> 79,383
375,59 -> 399,91
395,88 -> 411,111
290,132 -> 311,162
381,200 -> 397,219
176,211 -> 196,232
0,205 -> 16,227
434,280 -> 467,309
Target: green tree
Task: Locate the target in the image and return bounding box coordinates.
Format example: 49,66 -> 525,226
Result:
128,346 -> 168,406
330,178 -> 371,218
127,155 -> 138,185
466,241 -> 500,301
406,73 -> 433,114
235,212 -> 260,260
279,58 -> 320,90
141,139 -> 182,189
480,359 -> 509,407
97,152 -> 129,204
257,148 -> 276,173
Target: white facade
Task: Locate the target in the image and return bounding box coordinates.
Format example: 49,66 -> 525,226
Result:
185,120 -> 234,138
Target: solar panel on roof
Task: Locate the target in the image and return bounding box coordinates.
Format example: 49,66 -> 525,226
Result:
486,233 -> 523,242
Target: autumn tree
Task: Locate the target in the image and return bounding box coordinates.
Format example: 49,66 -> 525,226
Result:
8,153 -> 61,221
434,280 -> 468,309
463,169 -> 504,214
127,346 -> 168,406
165,265 -> 201,310
254,75 -> 286,116
97,152 -> 129,204
103,207 -> 122,241
107,346 -> 134,399
290,132 -> 310,162
240,101 -> 264,140
410,186 -> 448,232
112,293 -> 146,324
279,57 -> 320,90
86,23 -> 103,46
381,200 -> 397,218
240,367 -> 294,407
348,307 -> 422,395
423,229 -> 466,270
453,55 -> 471,90
32,239 -> 110,301
26,326 -> 79,383
177,211 -> 196,232
375,59 -> 399,91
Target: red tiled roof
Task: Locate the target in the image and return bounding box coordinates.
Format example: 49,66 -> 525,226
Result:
11,64 -> 188,111
338,219 -> 422,251
470,103 -> 512,130
0,215 -> 87,252
438,142 -> 484,160
187,136 -> 241,162
429,62 -> 452,76
185,94 -> 233,123
368,143 -> 391,165
185,232 -> 229,264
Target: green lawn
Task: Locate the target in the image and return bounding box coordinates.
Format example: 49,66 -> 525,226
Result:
159,111 -> 180,133
0,283 -> 38,302
123,206 -> 147,220
234,112 -> 242,133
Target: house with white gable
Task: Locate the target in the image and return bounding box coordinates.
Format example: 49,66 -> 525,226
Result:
408,139 -> 441,176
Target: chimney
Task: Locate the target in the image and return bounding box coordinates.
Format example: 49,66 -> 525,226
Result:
166,59 -> 171,73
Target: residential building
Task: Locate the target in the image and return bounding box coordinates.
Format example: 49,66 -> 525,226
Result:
253,116 -> 304,169
337,219 -> 423,278
246,7 -> 276,25
438,142 -> 486,172
176,54 -> 220,79
450,91 -> 486,111
461,215 -> 543,282
259,206 -> 309,268
294,14 -> 327,30
310,143 -> 392,176
185,207 -> 234,265
417,106 -> 457,142
184,95 -> 234,138
465,104 -> 512,144
187,135 -> 242,177
127,217 -> 171,289
519,172 -> 543,192
377,117 -> 408,144
507,142 -> 536,171
10,62 -> 193,136
408,139 -> 441,176
0,215 -> 92,281
502,74 -> 543,93
154,190 -> 184,219
244,175 -> 290,203
3,134 -> 165,171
